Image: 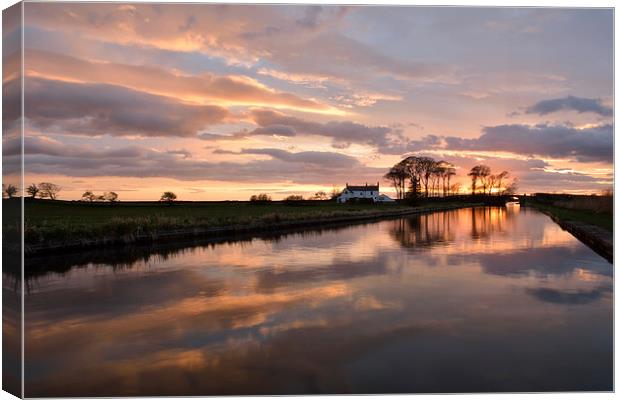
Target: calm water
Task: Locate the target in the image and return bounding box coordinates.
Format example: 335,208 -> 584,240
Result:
22,206 -> 612,396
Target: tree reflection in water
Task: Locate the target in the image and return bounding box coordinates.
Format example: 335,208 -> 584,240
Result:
388,209 -> 457,249
388,206 -> 518,250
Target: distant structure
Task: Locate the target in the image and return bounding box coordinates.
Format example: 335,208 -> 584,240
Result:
336,182 -> 395,203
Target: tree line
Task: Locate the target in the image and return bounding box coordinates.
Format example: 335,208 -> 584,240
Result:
81,191 -> 118,202
2,183 -> 124,202
249,190 -> 332,203
384,155 -> 517,200
2,182 -> 63,200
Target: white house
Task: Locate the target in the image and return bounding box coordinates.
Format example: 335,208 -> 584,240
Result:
337,182 -> 395,204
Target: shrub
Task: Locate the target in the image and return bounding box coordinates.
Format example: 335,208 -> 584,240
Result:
250,193 -> 272,203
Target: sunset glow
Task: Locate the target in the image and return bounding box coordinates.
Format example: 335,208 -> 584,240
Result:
5,4 -> 613,200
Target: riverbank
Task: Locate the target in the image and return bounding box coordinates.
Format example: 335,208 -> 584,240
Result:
524,200 -> 613,263
6,200 -> 479,255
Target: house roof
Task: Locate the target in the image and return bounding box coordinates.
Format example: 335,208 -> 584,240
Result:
346,185 -> 378,191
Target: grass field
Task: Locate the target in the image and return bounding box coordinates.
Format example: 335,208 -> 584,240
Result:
524,197 -> 613,232
7,199 -> 423,245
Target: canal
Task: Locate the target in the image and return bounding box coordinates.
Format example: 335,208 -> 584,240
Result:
21,206 -> 612,395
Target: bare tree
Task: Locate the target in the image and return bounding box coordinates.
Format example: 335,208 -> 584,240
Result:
330,187 -> 342,200
496,171 -> 509,194
401,156 -> 428,198
450,182 -> 462,196
313,191 -> 328,200
434,161 -> 453,197
39,182 -> 61,200
468,166 -> 480,195
468,165 -> 490,195
384,163 -> 407,200
418,157 -> 437,198
504,178 -> 519,195
445,165 -> 456,196
478,165 -> 491,194
3,184 -> 18,198
26,184 -> 39,198
160,192 -> 177,203
487,175 -> 498,195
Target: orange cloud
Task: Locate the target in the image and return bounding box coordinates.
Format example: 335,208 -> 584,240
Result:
25,50 -> 344,115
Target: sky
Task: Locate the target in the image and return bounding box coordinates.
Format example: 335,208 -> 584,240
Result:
4,3 -> 614,200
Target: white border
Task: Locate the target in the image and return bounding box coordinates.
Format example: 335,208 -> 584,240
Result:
0,1 -> 616,400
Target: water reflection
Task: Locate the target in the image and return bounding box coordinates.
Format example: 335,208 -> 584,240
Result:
23,207 -> 612,396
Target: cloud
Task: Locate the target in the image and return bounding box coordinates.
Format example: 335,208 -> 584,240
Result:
526,286 -> 611,305
24,4 -> 456,86
330,91 -> 403,108
260,31 -> 457,84
525,96 -> 612,116
238,148 -> 360,168
407,123 -> 613,163
24,78 -> 230,137
12,136 -> 380,184
245,109 -> 402,149
166,149 -> 192,159
24,49 -> 342,115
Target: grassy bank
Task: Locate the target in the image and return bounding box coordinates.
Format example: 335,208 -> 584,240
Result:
523,195 -> 613,262
3,199 -> 475,253
524,196 -> 612,232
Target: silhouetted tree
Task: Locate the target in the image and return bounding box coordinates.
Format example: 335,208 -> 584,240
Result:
445,164 -> 456,196
3,184 -> 18,198
26,184 -> 39,198
250,193 -> 271,202
450,182 -> 461,195
81,191 -> 96,202
478,165 -> 491,194
104,192 -> 119,202
468,165 -> 490,195
330,187 -> 342,200
504,178 -> 519,195
160,191 -> 177,203
487,174 -> 498,195
495,171 -> 509,194
284,195 -> 304,201
417,157 -> 437,198
384,162 -> 407,199
313,191 -> 328,200
402,156 -> 425,198
387,156 -> 446,199
39,182 -> 61,200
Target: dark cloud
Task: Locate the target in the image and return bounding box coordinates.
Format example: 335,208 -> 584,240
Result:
197,133 -> 233,141
407,123 -> 613,163
239,148 -> 360,168
526,286 -> 612,305
246,109 -> 401,149
11,136 -> 380,184
525,96 -> 612,117
25,78 -> 230,137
